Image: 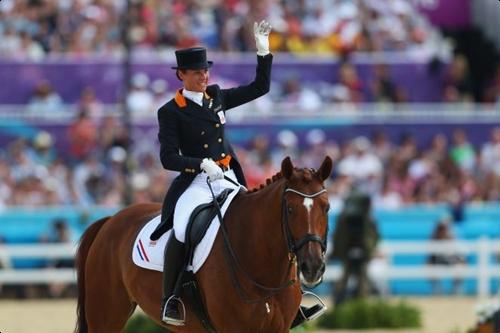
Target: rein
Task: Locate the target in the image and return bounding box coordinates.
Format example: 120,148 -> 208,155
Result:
206,178 -> 327,304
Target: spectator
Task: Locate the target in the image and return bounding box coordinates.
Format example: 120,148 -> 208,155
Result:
78,86 -> 104,119
371,130 -> 394,166
245,135 -> 274,189
480,127 -> 500,179
427,217 -> 466,295
126,72 -> 155,117
97,115 -> 130,155
29,131 -> 56,167
443,55 -> 474,102
26,81 -> 63,114
337,136 -> 383,195
371,64 -> 405,103
385,153 -> 415,204
336,62 -> 364,103
0,157 -> 13,208
271,130 -> 300,168
99,147 -> 127,206
279,75 -> 322,112
72,154 -> 105,206
449,128 -> 476,172
374,178 -> 403,209
427,133 -> 449,165
301,128 -> 331,168
131,172 -> 153,203
151,79 -> 172,111
68,110 -> 98,163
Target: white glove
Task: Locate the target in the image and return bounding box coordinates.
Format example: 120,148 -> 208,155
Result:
200,158 -> 224,181
254,20 -> 272,56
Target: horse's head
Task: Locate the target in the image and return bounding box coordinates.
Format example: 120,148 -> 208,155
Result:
281,156 -> 333,288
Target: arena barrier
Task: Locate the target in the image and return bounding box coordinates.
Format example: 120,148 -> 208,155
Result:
0,239 -> 499,297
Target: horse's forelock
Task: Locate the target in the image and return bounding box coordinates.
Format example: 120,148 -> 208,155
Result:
302,168 -> 313,182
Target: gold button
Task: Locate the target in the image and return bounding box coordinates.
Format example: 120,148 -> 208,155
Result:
221,153 -> 226,157
218,138 -> 222,143
215,123 -> 220,128
201,131 -> 205,135
204,144 -> 208,149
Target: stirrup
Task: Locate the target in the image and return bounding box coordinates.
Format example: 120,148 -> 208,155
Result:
299,291 -> 328,321
162,295 -> 186,326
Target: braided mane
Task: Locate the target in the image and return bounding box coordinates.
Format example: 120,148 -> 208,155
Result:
247,167 -> 318,193
248,171 -> 284,193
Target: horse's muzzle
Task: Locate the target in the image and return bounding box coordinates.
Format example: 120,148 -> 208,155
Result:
299,258 -> 326,288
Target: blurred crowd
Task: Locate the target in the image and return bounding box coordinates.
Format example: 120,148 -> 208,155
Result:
0,112 -> 498,210
0,0 -> 444,59
243,127 -> 500,210
24,50 -> 498,115
24,60 -> 410,119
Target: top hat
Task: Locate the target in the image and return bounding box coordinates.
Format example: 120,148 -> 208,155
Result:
171,47 -> 213,70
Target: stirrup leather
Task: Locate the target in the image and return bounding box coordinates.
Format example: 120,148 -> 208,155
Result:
299,291 -> 328,321
162,295 -> 186,326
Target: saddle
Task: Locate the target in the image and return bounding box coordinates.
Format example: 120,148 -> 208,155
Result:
185,188 -> 233,265
178,188 -> 234,333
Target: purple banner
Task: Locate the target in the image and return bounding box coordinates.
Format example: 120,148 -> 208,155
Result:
417,0 -> 471,28
0,119 -> 495,160
0,57 -> 445,104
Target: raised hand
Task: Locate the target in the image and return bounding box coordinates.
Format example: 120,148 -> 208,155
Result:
253,20 -> 272,56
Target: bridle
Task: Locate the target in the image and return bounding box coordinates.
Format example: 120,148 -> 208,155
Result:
207,178 -> 328,304
282,186 -> 328,256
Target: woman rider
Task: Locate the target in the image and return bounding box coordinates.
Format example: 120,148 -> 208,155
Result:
151,20 -> 324,328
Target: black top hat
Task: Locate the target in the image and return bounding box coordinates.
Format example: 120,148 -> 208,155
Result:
171,47 -> 213,70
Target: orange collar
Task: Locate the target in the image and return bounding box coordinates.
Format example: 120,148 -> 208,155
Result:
174,89 -> 211,108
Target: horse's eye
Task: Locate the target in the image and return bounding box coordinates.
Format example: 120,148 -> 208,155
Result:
288,206 -> 293,214
325,204 -> 330,213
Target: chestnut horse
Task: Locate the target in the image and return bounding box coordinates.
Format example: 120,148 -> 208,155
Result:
74,156 -> 332,333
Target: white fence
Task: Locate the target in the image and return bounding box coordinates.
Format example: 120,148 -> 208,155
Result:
1,239 -> 499,297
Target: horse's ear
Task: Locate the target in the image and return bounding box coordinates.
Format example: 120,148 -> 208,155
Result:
317,156 -> 333,181
281,156 -> 294,179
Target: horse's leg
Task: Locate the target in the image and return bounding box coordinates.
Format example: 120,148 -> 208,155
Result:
85,263 -> 136,332
84,231 -> 136,333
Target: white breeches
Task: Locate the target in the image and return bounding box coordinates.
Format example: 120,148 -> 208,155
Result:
173,169 -> 239,243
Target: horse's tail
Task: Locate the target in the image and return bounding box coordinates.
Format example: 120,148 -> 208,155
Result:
74,216 -> 110,333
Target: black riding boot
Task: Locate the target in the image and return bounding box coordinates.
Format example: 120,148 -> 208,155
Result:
160,232 -> 186,326
290,304 -> 326,329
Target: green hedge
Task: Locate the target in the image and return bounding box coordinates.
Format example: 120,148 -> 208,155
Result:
125,314 -> 164,333
124,313 -> 315,332
317,298 -> 421,329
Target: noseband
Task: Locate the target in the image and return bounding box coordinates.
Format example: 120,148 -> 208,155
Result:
282,187 -> 328,256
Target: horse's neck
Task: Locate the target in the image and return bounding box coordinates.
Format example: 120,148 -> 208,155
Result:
229,180 -> 291,283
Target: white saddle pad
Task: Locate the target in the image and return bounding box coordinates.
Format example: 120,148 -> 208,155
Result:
132,186 -> 241,273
